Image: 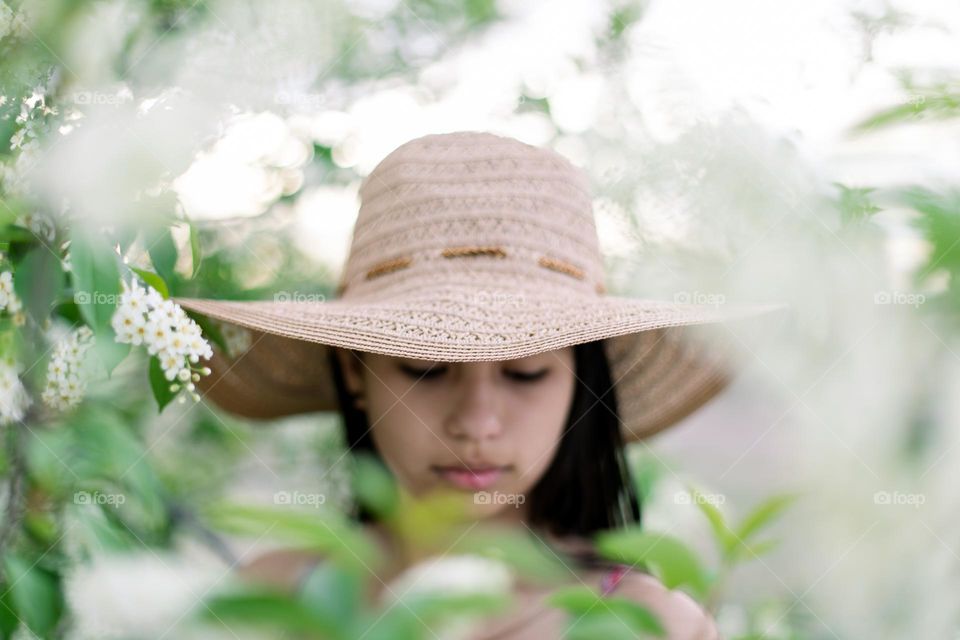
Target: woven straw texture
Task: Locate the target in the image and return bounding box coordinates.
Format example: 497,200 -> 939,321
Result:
174,131 -> 785,441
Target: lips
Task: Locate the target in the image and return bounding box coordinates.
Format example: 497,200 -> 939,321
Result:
432,465 -> 509,491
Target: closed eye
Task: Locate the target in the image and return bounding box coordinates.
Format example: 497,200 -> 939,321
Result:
504,368 -> 549,383
399,364 -> 445,379
399,365 -> 549,383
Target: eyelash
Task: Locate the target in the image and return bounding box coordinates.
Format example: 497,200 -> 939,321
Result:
400,365 -> 548,383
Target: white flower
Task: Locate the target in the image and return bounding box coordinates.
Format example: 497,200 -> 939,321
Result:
0,270 -> 25,326
9,128 -> 25,150
0,355 -> 32,425
111,277 -> 213,402
63,551 -> 223,640
41,325 -> 96,411
379,553 -> 514,640
144,318 -> 170,354
381,553 -> 514,604
0,270 -> 14,298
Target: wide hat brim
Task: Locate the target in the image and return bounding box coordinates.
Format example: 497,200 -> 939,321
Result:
174,283 -> 788,442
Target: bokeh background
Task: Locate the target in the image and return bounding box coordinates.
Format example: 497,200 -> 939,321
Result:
1,0 -> 959,638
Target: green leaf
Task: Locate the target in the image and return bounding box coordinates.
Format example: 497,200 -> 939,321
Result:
548,585 -> 602,614
735,494 -> 799,545
0,586 -> 17,639
630,454 -> 660,503
0,225 -> 36,244
351,453 -> 398,520
23,512 -> 59,547
69,228 -> 121,334
548,585 -> 665,637
1,553 -> 64,638
130,267 -> 169,299
688,487 -> 738,559
145,224 -> 178,287
733,538 -> 780,563
901,188 -> 960,280
565,608 -> 664,640
449,526 -> 570,584
852,92 -> 960,132
90,325 -> 130,378
834,183 -> 881,226
402,591 -> 508,622
149,355 -> 178,413
26,405 -> 166,533
595,529 -> 710,599
64,503 -> 138,555
189,221 -> 202,279
0,206 -> 16,229
299,561 -> 363,637
12,246 -> 63,323
203,503 -> 382,574
203,591 -> 343,638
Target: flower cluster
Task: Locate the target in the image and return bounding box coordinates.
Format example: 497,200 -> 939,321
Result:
41,325 -> 96,411
0,354 -> 31,425
111,278 -> 213,402
0,270 -> 26,326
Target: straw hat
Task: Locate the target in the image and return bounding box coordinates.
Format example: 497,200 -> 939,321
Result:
173,131 -> 785,441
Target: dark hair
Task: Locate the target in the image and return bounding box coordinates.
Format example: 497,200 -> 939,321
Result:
327,340 -> 642,565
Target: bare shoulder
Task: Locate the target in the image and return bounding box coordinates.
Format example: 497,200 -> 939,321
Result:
237,547 -> 325,594
610,572 -> 720,640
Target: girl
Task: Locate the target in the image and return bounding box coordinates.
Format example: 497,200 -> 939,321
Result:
178,130 -> 779,638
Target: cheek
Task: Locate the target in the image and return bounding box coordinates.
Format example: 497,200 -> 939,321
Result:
511,377 -> 574,492
506,392 -> 572,489
365,385 -> 442,495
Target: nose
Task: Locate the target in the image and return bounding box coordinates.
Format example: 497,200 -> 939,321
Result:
444,370 -> 503,442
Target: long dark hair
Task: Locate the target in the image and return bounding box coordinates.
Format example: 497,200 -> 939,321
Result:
327,340 -> 642,566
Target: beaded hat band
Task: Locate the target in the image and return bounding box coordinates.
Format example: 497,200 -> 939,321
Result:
174,131 -> 785,441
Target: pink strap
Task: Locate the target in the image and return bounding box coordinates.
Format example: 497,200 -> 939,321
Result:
599,564 -> 630,596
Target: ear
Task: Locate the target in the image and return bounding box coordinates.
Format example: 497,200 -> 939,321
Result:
334,348 -> 367,410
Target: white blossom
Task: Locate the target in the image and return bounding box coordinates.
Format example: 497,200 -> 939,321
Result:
381,553 -> 514,604
0,355 -> 32,425
0,270 -> 26,326
41,325 -> 96,411
63,551 -> 223,640
111,278 -> 213,401
379,553 -> 514,640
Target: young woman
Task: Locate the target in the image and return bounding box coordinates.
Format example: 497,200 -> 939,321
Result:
178,130 -> 780,638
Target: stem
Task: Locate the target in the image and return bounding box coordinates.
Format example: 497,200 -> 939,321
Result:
704,556 -> 734,614
167,501 -> 239,566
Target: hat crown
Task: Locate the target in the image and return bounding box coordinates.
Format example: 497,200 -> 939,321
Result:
338,131 -> 606,299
